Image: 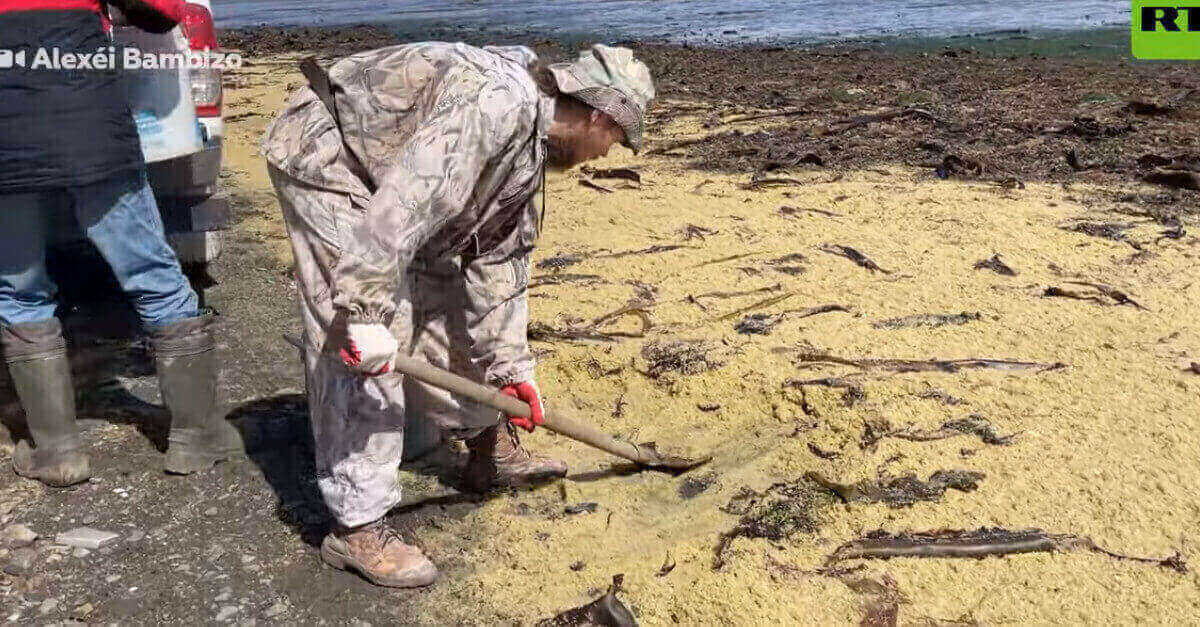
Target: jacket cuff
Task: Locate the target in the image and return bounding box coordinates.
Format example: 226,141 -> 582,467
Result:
489,362 -> 537,388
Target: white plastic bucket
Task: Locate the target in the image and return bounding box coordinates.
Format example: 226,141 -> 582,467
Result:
113,26 -> 203,163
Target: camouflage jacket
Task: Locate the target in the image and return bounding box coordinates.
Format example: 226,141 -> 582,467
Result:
262,43 -> 552,385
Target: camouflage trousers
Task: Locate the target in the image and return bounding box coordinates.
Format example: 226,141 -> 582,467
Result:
269,167 -> 501,527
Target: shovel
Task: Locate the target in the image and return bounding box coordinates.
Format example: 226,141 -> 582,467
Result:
284,335 -> 711,473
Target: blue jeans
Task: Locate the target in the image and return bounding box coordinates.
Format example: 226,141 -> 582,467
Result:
0,169 -> 199,327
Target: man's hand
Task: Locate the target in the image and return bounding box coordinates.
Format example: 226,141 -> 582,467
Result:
499,381 -> 544,432
340,323 -> 398,376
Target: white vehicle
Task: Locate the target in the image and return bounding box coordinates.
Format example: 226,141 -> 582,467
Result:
49,1 -> 227,302
141,0 -> 228,272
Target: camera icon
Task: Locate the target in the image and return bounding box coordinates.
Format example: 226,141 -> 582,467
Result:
0,49 -> 27,69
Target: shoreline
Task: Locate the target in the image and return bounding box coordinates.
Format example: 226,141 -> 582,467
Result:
1,15 -> 1197,627
219,22 -> 1133,58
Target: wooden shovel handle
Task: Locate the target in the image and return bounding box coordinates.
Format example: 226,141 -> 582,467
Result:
390,352 -> 653,465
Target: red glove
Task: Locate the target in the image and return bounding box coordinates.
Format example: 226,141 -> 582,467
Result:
500,381 -> 544,432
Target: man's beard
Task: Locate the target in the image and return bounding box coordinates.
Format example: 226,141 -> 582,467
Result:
544,135 -> 576,171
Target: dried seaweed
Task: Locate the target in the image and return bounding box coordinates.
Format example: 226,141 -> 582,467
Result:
600,244 -> 692,259
722,106 -> 810,124
714,292 -> 795,321
642,340 -> 724,378
784,376 -> 867,391
529,273 -> 605,289
1044,116 -> 1132,138
805,470 -> 985,509
842,386 -> 867,407
872,312 -> 982,330
714,479 -> 834,569
769,253 -> 810,265
647,129 -> 742,156
691,251 -> 762,268
844,574 -> 905,627
820,244 -> 891,274
530,299 -> 653,343
678,471 -> 719,499
766,252 -> 810,276
973,254 -> 1017,276
823,107 -> 942,136
655,553 -> 677,577
1145,169 -> 1200,191
792,352 -> 1067,374
735,313 -> 783,335
824,528 -> 1188,574
1063,281 -> 1146,310
537,254 -> 585,271
916,389 -> 967,406
685,284 -> 781,309
1043,286 -> 1107,305
679,224 -> 718,241
886,415 -> 1016,446
1062,221 -> 1141,249
934,154 -> 984,179
580,166 -> 642,184
538,575 -> 637,627
579,179 -> 614,194
780,205 -> 841,218
565,503 -> 600,515
808,442 -> 840,460
733,304 -> 851,334
740,175 -> 807,190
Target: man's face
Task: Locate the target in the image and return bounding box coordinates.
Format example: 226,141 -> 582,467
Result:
547,110 -> 626,170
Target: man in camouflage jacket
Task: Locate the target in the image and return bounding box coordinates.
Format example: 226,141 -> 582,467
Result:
263,42 -> 654,588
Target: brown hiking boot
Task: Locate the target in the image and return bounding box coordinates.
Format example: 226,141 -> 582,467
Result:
463,423 -> 568,493
320,520 -> 438,588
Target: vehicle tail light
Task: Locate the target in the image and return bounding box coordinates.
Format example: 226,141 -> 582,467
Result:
179,4 -> 221,118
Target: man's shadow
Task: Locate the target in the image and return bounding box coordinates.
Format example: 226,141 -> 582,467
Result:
227,393 -> 485,547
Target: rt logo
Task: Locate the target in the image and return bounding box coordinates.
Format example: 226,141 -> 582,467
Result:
0,49 -> 28,68
1133,1 -> 1200,59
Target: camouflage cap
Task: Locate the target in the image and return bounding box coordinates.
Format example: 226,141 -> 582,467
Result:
548,44 -> 656,153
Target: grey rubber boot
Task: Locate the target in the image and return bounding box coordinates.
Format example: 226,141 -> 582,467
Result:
2,319 -> 91,487
146,314 -> 243,474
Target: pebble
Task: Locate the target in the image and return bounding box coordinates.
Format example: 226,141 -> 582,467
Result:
105,574 -> 121,583
56,528 -> 120,550
3,524 -> 38,548
261,602 -> 287,619
204,507 -> 219,517
4,547 -> 37,575
39,597 -> 59,615
72,548 -> 91,559
215,605 -> 238,621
